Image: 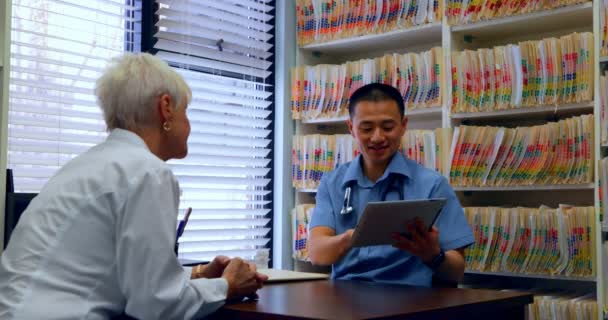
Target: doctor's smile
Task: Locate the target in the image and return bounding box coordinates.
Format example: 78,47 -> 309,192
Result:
368,144 -> 389,155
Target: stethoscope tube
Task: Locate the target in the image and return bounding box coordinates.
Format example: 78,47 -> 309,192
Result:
340,175 -> 404,215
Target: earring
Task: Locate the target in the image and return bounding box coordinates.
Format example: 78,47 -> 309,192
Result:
163,121 -> 171,132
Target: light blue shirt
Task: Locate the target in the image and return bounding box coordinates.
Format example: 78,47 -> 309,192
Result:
309,153 -> 474,287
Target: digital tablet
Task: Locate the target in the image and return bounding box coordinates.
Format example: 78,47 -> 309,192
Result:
350,198 -> 447,247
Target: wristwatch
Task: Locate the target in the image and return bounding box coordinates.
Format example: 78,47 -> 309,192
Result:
425,248 -> 446,271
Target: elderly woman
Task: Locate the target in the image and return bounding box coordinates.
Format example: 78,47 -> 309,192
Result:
0,53 -> 266,319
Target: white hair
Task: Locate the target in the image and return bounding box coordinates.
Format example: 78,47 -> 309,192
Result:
95,53 -> 192,130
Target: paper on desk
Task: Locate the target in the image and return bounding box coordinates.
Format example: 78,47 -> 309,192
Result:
258,268 -> 329,283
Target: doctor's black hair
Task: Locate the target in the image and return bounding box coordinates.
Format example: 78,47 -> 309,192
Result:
347,83 -> 405,119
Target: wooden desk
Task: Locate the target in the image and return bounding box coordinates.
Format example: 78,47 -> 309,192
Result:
211,280 -> 533,320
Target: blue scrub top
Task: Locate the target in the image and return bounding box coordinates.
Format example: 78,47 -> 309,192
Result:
309,153 -> 475,287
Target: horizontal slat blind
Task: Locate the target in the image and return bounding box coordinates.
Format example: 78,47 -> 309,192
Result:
9,0 -> 139,192
154,0 -> 274,263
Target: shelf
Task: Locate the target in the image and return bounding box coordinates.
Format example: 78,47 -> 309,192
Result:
465,270 -> 595,282
301,116 -> 348,125
302,184 -> 592,193
450,102 -> 594,121
405,107 -> 442,120
453,183 -> 594,192
299,107 -> 441,124
299,23 -> 442,55
600,56 -> 608,63
451,3 -> 592,41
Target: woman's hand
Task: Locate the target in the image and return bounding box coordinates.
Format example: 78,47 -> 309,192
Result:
191,255 -> 230,279
222,258 -> 268,301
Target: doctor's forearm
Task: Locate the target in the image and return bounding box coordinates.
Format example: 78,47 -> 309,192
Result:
434,250 -> 466,283
308,233 -> 351,266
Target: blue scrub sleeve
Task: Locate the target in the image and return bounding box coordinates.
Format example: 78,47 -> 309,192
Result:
309,174 -> 337,231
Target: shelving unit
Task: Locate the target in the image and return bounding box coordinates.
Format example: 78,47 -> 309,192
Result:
454,184 -> 595,192
450,102 -> 594,122
286,2 -> 604,317
405,107 -> 443,120
451,3 -> 592,41
301,116 -> 348,125
448,3 -> 601,313
292,12 -> 444,272
593,1 -> 603,315
465,270 -> 596,282
300,23 -> 442,55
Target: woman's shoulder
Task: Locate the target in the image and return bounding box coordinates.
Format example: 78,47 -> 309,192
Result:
56,140 -> 174,187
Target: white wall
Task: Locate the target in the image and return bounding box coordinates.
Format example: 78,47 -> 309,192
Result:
272,0 -> 296,270
0,1 -> 12,252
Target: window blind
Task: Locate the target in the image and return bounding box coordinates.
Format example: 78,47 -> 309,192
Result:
9,0 -> 139,192
153,0 -> 274,263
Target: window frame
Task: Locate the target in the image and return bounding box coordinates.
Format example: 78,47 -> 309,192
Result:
0,0 -> 141,248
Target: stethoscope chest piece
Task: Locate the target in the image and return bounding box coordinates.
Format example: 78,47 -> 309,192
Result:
340,186 -> 353,215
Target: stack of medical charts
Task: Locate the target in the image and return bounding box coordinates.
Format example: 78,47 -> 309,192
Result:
448,114 -> 594,187
464,205 -> 595,278
291,47 -> 442,121
402,130 -> 439,172
451,32 -> 593,113
445,0 -> 589,25
527,291 -> 597,320
292,134 -> 358,190
402,129 -> 454,174
296,0 -> 442,46
293,129 -> 451,189
293,204 -> 315,261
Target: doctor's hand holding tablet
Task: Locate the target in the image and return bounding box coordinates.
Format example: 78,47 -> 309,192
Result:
343,198 -> 447,266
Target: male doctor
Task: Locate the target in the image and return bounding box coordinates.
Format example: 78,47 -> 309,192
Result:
308,83 -> 474,286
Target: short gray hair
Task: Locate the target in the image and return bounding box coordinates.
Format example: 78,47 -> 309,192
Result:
95,53 -> 192,130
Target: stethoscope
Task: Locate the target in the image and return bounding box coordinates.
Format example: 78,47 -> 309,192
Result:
340,174 -> 405,215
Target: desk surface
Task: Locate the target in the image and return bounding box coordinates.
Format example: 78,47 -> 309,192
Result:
212,280 -> 533,320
